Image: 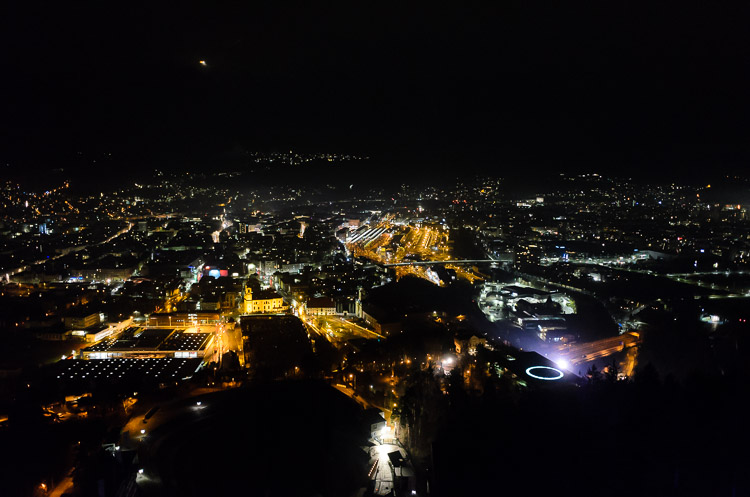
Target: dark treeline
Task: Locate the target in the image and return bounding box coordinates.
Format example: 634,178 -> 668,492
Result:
393,302 -> 750,497
398,359 -> 749,497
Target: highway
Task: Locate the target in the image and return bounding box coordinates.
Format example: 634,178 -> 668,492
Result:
557,332 -> 640,367
666,270 -> 750,277
383,259 -> 494,266
596,264 -> 749,296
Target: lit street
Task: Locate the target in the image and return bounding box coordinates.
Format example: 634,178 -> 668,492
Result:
369,443 -> 404,496
2,4 -> 749,495
557,332 -> 640,367
311,315 -> 384,342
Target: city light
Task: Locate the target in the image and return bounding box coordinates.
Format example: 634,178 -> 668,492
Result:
376,443 -> 391,456
525,366 -> 564,381
555,358 -> 570,371
0,6 -> 745,495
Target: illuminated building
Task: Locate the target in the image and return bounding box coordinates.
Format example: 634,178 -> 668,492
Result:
64,312 -> 102,330
244,288 -> 286,314
305,296 -> 336,316
81,327 -> 215,360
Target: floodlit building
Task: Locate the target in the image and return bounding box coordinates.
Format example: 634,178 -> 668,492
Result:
148,311 -> 222,326
244,288 -> 286,314
305,296 -> 336,316
81,327 -> 215,360
454,333 -> 487,356
64,312 -> 102,330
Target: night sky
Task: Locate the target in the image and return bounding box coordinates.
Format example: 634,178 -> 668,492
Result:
3,3 -> 749,179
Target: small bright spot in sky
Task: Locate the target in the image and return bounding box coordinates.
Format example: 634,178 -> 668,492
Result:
199,60 -> 207,66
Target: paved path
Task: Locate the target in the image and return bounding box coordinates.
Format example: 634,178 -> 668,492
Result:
369,443 -> 407,496
48,475 -> 73,497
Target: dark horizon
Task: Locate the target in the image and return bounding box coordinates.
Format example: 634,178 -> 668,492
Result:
4,2 -> 750,180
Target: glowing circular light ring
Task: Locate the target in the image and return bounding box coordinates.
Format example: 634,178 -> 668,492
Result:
525,366 -> 564,380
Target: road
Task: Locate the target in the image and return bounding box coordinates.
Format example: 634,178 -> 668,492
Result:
311,315 -> 384,341
5,221 -> 134,279
120,390 -> 230,494
369,443 -> 406,496
557,332 -> 640,367
666,270 -> 750,277
371,444 -> 395,496
48,474 -> 74,497
159,292 -> 188,313
596,264 -> 746,296
217,321 -> 244,366
332,383 -> 375,410
384,259 -> 494,266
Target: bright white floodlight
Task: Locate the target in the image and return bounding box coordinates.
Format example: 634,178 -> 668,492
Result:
555,358 -> 570,371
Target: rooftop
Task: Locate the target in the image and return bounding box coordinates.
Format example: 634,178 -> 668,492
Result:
307,296 -> 335,308
83,327 -> 212,354
54,357 -> 202,382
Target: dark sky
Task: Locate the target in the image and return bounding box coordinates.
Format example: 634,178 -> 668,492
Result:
3,2 -> 749,179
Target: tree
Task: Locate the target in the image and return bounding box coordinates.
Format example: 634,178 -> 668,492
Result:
604,359 -> 619,383
587,364 -> 602,385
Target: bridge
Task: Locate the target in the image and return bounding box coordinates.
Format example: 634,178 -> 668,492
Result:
382,259 -> 496,267
557,331 -> 640,367
666,270 -> 750,277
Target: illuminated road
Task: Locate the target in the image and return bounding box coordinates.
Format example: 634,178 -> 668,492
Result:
369,443 -> 407,496
217,321 -> 244,366
48,474 -> 74,497
211,205 -> 232,243
666,270 -> 750,277
384,259 -> 494,266
598,264 -> 746,295
5,221 -> 134,279
121,396 -> 215,494
332,383 -> 374,409
122,385 -> 365,496
188,321 -> 243,366
312,315 -> 384,341
370,444 -> 396,496
557,332 -> 640,367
